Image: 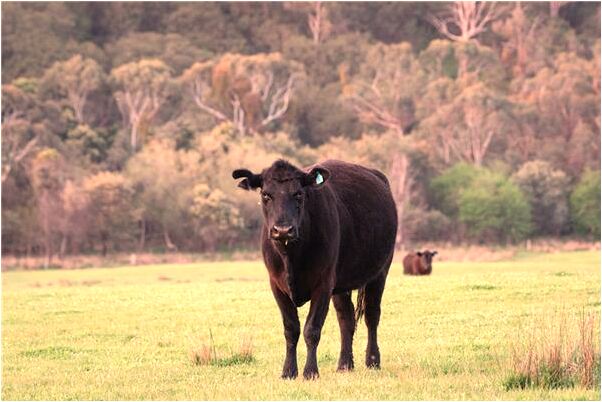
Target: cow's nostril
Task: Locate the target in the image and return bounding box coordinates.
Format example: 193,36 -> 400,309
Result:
272,225 -> 294,237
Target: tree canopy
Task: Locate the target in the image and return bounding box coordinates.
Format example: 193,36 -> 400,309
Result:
1,2 -> 600,258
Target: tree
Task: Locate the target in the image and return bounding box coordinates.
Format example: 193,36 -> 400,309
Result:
64,124 -> 113,164
430,162 -> 481,219
106,32 -> 211,75
41,55 -> 105,123
513,51 -> 600,176
290,1 -> 333,45
61,180 -> 92,255
308,2 -> 331,44
419,38 -> 505,84
82,172 -> 137,255
428,1 -> 505,43
1,3 -> 78,81
550,1 -> 569,18
30,148 -> 65,268
492,3 -> 541,77
1,85 -> 39,183
164,3 -> 247,54
493,4 -> 582,78
344,42 -> 425,135
126,139 -> 200,251
111,59 -> 173,152
390,152 -> 414,248
419,78 -> 513,167
181,53 -> 304,136
459,169 -> 532,243
402,208 -> 452,243
334,2 -> 440,51
512,160 -> 570,236
570,170 -> 601,238
190,183 -> 243,251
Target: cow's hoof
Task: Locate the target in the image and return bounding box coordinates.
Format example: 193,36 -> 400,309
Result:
336,358 -> 354,372
303,367 -> 319,380
281,366 -> 298,379
366,353 -> 380,369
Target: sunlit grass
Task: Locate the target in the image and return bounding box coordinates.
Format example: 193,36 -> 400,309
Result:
2,250 -> 600,400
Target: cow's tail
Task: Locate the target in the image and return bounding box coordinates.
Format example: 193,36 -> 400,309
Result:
354,287 -> 366,329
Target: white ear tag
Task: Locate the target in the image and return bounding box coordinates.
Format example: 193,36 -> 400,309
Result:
315,172 -> 324,185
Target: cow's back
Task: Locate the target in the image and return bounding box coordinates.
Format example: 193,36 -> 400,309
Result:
315,160 -> 397,291
403,254 -> 414,274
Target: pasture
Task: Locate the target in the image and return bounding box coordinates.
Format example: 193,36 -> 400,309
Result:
2,250 -> 600,400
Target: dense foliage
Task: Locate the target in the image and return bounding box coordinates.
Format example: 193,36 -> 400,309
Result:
2,2 -> 600,261
570,170 -> 601,239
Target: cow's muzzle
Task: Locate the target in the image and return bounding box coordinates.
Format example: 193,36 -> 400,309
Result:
270,225 -> 298,242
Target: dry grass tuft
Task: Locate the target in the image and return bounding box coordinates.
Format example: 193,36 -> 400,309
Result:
504,311 -> 600,391
238,335 -> 254,361
577,312 -> 599,388
189,331 -> 255,367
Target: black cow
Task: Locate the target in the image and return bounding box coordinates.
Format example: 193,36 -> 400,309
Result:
232,159 -> 397,379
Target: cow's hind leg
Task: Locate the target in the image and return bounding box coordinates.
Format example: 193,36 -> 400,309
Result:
363,264 -> 390,369
332,291 -> 355,371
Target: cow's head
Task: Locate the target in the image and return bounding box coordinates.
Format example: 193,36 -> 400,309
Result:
232,160 -> 330,245
416,250 -> 437,271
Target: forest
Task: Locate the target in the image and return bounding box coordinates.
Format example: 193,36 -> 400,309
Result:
1,2 -> 600,263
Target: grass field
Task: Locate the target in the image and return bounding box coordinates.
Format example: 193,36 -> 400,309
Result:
2,250 -> 600,400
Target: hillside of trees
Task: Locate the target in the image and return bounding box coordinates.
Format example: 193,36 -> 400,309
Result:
2,2 -> 600,265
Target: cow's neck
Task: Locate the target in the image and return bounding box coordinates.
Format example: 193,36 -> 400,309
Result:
275,216 -> 314,306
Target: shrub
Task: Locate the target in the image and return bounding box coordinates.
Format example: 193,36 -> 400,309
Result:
82,172 -> 138,254
512,160 -> 570,236
458,171 -> 532,243
570,170 -> 601,238
430,163 -> 480,218
403,207 -> 452,242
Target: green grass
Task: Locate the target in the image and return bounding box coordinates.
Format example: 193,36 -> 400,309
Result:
2,251 -> 600,400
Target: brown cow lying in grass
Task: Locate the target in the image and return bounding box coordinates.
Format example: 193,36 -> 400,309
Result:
403,250 -> 437,275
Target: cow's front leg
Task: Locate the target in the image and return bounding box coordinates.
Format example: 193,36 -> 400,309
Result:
270,281 -> 300,379
303,290 -> 331,380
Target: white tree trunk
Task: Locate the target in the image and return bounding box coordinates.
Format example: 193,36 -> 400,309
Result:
390,153 -> 412,249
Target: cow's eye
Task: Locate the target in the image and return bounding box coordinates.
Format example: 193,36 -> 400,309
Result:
293,191 -> 303,201
261,193 -> 272,203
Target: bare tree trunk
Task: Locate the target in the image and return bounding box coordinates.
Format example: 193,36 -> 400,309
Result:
2,134 -> 39,184
101,232 -> 108,257
44,237 -> 52,270
42,197 -> 52,269
428,1 -> 503,43
138,218 -> 146,252
308,2 -> 329,44
389,153 -> 412,249
69,92 -> 87,124
26,240 -> 32,270
59,235 -> 68,259
163,228 -> 177,252
131,123 -> 138,152
550,1 -> 568,17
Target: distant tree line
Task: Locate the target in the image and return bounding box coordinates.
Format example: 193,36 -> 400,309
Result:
2,2 -> 600,265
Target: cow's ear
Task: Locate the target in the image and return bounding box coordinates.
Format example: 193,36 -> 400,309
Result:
416,252 -> 423,257
432,251 -> 438,256
232,169 -> 262,191
303,166 -> 331,188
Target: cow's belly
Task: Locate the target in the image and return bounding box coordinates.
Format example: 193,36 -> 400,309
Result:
333,218 -> 396,290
